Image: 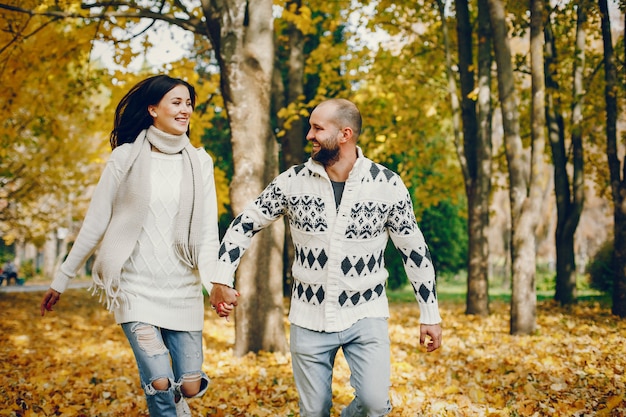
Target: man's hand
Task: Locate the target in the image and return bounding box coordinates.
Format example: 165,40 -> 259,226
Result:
40,288 -> 61,316
209,283 -> 239,319
420,323 -> 442,352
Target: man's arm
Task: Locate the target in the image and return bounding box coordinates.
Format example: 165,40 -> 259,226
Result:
209,178 -> 288,316
387,181 -> 442,326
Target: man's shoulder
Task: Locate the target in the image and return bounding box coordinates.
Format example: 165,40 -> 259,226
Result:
358,158 -> 401,183
282,162 -> 312,179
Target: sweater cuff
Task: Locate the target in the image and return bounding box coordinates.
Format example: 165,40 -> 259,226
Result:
419,303 -> 442,325
50,271 -> 73,293
211,262 -> 236,288
198,267 -> 213,294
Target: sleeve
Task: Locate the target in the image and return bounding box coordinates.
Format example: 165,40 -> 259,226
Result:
50,147 -> 126,293
196,149 -> 220,293
387,178 -> 442,325
211,176 -> 287,287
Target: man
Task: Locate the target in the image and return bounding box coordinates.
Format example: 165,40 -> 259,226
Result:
210,98 -> 442,416
3,259 -> 18,286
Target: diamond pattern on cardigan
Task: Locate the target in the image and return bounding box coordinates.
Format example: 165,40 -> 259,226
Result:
293,281 -> 325,305
346,201 -> 389,239
338,283 -> 385,307
291,280 -> 387,308
368,162 -> 395,182
231,213 -> 260,238
287,195 -> 327,232
340,250 -> 384,276
254,180 -> 286,218
218,241 -> 242,264
398,246 -> 432,268
413,280 -> 437,303
294,243 -> 329,270
290,163 -> 307,176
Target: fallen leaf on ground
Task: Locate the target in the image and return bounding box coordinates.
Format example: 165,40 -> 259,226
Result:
1,291 -> 625,416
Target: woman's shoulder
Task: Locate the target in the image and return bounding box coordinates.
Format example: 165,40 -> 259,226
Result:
194,146 -> 210,157
193,147 -> 215,177
195,146 -> 214,164
109,142 -> 134,160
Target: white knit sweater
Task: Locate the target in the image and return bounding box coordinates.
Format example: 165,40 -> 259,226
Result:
213,148 -> 441,333
51,144 -> 219,331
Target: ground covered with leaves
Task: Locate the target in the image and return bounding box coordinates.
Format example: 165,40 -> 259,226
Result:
1,288 -> 624,416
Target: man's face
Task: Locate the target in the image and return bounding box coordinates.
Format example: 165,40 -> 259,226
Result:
306,105 -> 342,166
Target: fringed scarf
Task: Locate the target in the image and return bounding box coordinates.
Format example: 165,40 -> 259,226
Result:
91,125 -> 204,310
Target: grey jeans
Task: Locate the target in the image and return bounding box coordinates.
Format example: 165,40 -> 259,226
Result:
290,317 -> 392,417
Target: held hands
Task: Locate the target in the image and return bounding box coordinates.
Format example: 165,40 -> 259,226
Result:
40,288 -> 61,316
209,283 -> 239,320
420,323 -> 442,352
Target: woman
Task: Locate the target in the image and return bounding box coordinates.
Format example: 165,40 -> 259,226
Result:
40,74 -> 225,416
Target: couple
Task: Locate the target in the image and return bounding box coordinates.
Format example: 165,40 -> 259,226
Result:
40,75 -> 442,417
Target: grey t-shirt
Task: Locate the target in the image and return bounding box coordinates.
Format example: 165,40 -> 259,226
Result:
331,180 -> 345,209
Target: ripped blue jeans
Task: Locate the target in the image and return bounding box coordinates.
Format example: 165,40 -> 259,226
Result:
121,322 -> 209,417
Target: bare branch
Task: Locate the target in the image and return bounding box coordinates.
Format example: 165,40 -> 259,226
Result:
0,3 -> 208,37
1,15 -> 63,54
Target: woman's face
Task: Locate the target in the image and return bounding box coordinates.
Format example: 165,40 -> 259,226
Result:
148,84 -> 193,135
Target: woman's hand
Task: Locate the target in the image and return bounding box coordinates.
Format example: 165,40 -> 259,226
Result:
40,288 -> 61,316
209,283 -> 239,320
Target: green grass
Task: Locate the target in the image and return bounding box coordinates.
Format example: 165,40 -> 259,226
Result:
387,275 -> 613,307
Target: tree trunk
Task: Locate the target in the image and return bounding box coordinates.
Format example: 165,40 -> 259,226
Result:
437,0 -> 464,186
280,2 -> 307,171
474,0 -> 494,315
520,0 -> 547,333
488,0 -> 545,334
202,0 -> 289,353
599,0 -> 626,318
273,0 -> 308,296
545,2 -> 586,305
452,0 -> 493,316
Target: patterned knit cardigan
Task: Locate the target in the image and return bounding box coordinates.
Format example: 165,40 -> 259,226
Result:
213,148 -> 441,332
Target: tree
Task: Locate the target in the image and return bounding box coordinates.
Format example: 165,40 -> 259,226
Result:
201,0 -> 288,355
354,1 -> 464,212
473,0 -> 494,313
487,0 -> 547,334
0,0 -> 108,254
273,0 -> 309,295
0,0 -> 288,353
544,1 -> 587,306
272,0 -> 357,295
446,0 -> 494,316
599,0 -> 626,318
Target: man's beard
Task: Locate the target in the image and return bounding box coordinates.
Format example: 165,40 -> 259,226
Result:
311,139 -> 340,166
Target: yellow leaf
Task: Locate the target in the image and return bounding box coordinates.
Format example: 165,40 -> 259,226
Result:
524,382 -> 536,395
606,394 -> 624,410
468,387 -> 486,402
443,385 -> 461,394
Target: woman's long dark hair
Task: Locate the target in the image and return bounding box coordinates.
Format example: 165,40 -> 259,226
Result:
109,75 -> 196,149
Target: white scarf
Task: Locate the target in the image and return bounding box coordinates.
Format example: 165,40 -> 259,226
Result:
91,125 -> 204,310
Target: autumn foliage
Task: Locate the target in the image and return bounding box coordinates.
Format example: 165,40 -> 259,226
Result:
0,289 -> 624,416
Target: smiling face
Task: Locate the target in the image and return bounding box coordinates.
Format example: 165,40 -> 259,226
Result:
306,103 -> 342,166
148,84 -> 193,135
